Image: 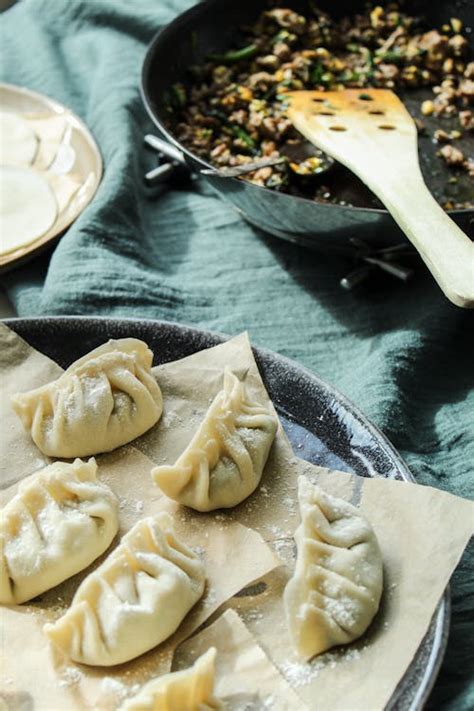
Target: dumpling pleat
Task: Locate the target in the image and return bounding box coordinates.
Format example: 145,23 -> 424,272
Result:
152,369 -> 278,511
11,339 -> 163,458
284,477 -> 383,659
44,514 -> 206,666
0,459 -> 118,604
119,647 -> 223,711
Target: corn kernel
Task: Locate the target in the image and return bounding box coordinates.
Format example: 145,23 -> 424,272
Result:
443,58 -> 454,73
451,18 -> 463,33
307,157 -> 322,170
370,6 -> 384,28
331,58 -> 345,72
221,95 -> 236,107
237,86 -> 253,102
421,100 -> 434,115
315,48 -> 329,59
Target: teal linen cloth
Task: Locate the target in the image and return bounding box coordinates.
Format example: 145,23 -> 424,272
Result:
1,1 -> 472,707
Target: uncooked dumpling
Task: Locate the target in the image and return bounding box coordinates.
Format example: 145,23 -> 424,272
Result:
152,368 -> 278,511
44,513 -> 206,666
0,165 -> 57,256
0,110 -> 38,166
284,477 -> 383,659
11,338 -> 163,458
119,648 -> 223,711
0,458 -> 118,605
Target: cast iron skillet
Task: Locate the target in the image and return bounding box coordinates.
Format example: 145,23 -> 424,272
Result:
141,0 -> 474,254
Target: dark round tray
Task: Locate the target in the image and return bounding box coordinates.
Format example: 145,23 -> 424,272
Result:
5,316 -> 450,709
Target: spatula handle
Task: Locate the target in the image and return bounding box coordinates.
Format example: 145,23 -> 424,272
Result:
375,172 -> 474,308
286,89 -> 473,306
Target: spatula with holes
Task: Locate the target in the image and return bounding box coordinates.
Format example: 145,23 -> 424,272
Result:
286,89 -> 474,308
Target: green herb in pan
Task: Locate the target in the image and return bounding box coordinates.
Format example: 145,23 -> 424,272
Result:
170,83 -> 187,109
207,44 -> 258,64
376,50 -> 404,64
231,125 -> 256,150
310,63 -> 325,85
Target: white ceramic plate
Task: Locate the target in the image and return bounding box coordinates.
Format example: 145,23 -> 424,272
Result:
0,82 -> 102,272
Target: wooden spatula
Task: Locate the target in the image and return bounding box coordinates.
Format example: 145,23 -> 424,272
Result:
286,89 -> 474,308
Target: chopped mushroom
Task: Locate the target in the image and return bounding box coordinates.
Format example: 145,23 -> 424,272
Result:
439,144 -> 465,166
434,129 -> 451,142
266,9 -> 307,34
459,110 -> 473,131
458,79 -> 474,100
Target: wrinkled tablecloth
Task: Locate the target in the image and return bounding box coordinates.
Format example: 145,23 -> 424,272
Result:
1,1 -> 472,708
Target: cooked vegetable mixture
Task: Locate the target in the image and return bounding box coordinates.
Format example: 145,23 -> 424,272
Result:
166,2 -> 473,209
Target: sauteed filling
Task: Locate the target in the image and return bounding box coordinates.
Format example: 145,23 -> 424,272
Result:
165,2 -> 473,210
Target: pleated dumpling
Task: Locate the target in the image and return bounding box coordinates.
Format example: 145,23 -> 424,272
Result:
120,648 -> 223,711
151,368 -> 278,511
284,477 -> 383,659
11,338 -> 163,458
44,513 -> 206,666
0,458 -> 118,605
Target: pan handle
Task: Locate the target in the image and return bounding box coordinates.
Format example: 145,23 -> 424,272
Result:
143,134 -> 192,189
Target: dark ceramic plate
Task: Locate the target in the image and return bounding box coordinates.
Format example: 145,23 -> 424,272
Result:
5,316 -> 449,710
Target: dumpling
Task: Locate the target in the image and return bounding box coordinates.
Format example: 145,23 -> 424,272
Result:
151,368 -> 278,511
0,458 -> 118,605
44,513 -> 206,666
11,338 -> 163,458
119,648 -> 223,711
284,476 -> 383,659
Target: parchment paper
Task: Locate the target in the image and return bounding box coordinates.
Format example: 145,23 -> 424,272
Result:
135,330 -> 473,709
174,609 -> 307,711
138,330 -> 299,546
0,444 -> 279,711
220,460 -> 474,710
136,330 -> 292,466
1,324 -> 473,710
0,322 -> 61,486
0,327 -> 280,710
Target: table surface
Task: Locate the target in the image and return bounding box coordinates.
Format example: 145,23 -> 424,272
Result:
0,1 -> 472,709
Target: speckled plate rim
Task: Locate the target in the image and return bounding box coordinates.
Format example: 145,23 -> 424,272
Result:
4,315 -> 450,710
0,82 -> 103,272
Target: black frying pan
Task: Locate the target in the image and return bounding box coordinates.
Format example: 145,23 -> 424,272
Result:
141,0 -> 474,254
